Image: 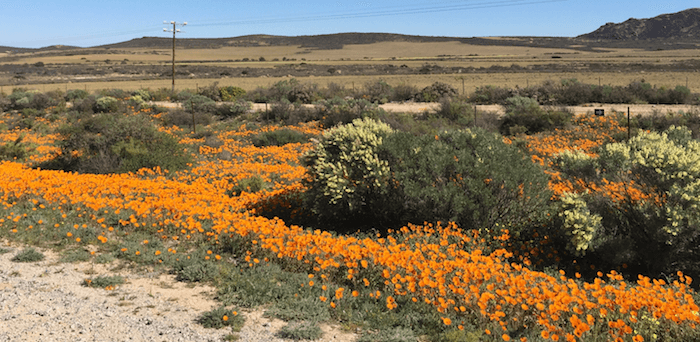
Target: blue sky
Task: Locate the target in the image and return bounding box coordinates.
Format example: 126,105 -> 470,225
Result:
2,1 -> 697,48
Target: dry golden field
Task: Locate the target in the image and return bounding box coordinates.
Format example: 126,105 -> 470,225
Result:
3,39 -> 700,93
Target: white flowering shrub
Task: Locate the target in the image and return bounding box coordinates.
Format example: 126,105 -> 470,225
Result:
557,192 -> 601,256
551,149 -> 597,179
557,125 -> 700,279
303,118 -> 394,224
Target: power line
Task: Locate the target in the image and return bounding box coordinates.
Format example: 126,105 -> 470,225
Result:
189,0 -> 567,28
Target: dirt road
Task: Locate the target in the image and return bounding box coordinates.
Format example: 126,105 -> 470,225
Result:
153,101 -> 697,117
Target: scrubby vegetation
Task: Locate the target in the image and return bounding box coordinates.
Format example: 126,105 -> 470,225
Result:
1,82 -> 700,342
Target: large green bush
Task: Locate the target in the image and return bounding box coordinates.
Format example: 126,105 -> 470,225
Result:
46,113 -> 191,174
303,119 -> 551,233
302,118 -> 395,226
379,128 -> 551,235
499,96 -> 572,135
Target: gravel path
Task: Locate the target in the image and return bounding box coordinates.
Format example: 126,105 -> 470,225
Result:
0,243 -> 355,342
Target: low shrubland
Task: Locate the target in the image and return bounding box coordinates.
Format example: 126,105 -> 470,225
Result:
0,85 -> 699,342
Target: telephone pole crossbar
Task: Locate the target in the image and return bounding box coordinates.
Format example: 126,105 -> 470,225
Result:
163,21 -> 187,92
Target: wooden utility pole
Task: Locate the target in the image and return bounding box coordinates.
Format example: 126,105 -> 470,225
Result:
163,21 -> 187,92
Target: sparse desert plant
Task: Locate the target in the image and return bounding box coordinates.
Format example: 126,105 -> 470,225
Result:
82,275 -> 125,289
11,247 -> 45,262
277,321 -> 323,341
60,248 -> 92,263
197,306 -> 245,330
413,82 -> 458,102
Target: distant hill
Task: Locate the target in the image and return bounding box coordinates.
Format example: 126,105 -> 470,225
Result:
97,33 -> 484,50
579,8 -> 700,40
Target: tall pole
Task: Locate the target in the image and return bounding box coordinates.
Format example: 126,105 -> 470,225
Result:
163,21 -> 187,93
172,23 -> 176,92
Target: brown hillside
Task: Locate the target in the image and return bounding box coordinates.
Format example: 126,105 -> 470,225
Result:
579,8 -> 700,40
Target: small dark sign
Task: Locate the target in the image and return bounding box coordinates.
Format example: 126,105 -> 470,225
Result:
594,109 -> 604,116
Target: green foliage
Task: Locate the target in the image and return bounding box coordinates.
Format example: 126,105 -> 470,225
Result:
220,86 -> 246,102
435,97 -> 473,123
500,96 -> 572,135
132,88 -> 153,101
277,321 -> 323,340
183,94 -> 217,113
362,79 -> 393,104
172,254 -> 219,282
260,99 -> 316,125
548,126 -> 700,281
65,89 -> 89,101
162,108 -> 213,128
60,248 -> 92,263
413,82 -> 458,102
314,97 -> 385,128
380,128 -> 551,234
303,118 -> 394,226
82,275 -> 125,288
215,263 -> 308,308
357,327 -> 418,342
47,113 -> 192,174
94,96 -> 119,113
390,83 -> 418,102
0,136 -> 30,161
94,253 -> 115,264
7,89 -> 55,110
251,128 -> 311,147
227,175 -> 269,197
11,247 -> 45,262
0,247 -> 10,254
196,306 -> 245,330
215,100 -> 251,118
265,295 -> 331,322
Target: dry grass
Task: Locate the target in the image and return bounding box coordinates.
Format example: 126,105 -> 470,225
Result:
8,71 -> 700,95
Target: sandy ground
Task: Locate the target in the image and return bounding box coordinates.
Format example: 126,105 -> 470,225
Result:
152,101 -> 698,117
0,241 -> 356,342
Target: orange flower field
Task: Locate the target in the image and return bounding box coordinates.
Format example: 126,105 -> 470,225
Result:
0,110 -> 698,341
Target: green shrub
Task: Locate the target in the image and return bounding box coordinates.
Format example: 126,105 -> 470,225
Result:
94,96 -> 119,113
46,113 -> 192,174
220,86 -> 246,102
250,128 -> 311,147
469,85 -> 513,104
183,94 -> 217,113
379,128 -> 552,235
357,327 -> 418,342
260,100 -> 316,125
362,79 -> 393,104
390,83 -> 418,102
435,97 -> 473,123
197,306 -> 245,330
132,89 -> 153,101
215,100 -> 251,118
11,247 -> 45,262
162,108 -> 213,128
82,275 -> 125,288
500,96 -> 572,134
548,126 -> 700,281
226,175 -> 269,197
302,118 -> 394,226
60,248 -> 92,263
0,136 -> 30,161
278,321 -> 323,341
0,247 -> 10,254
65,89 -> 89,101
314,97 -> 385,128
413,82 -> 458,102
171,254 -> 219,282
